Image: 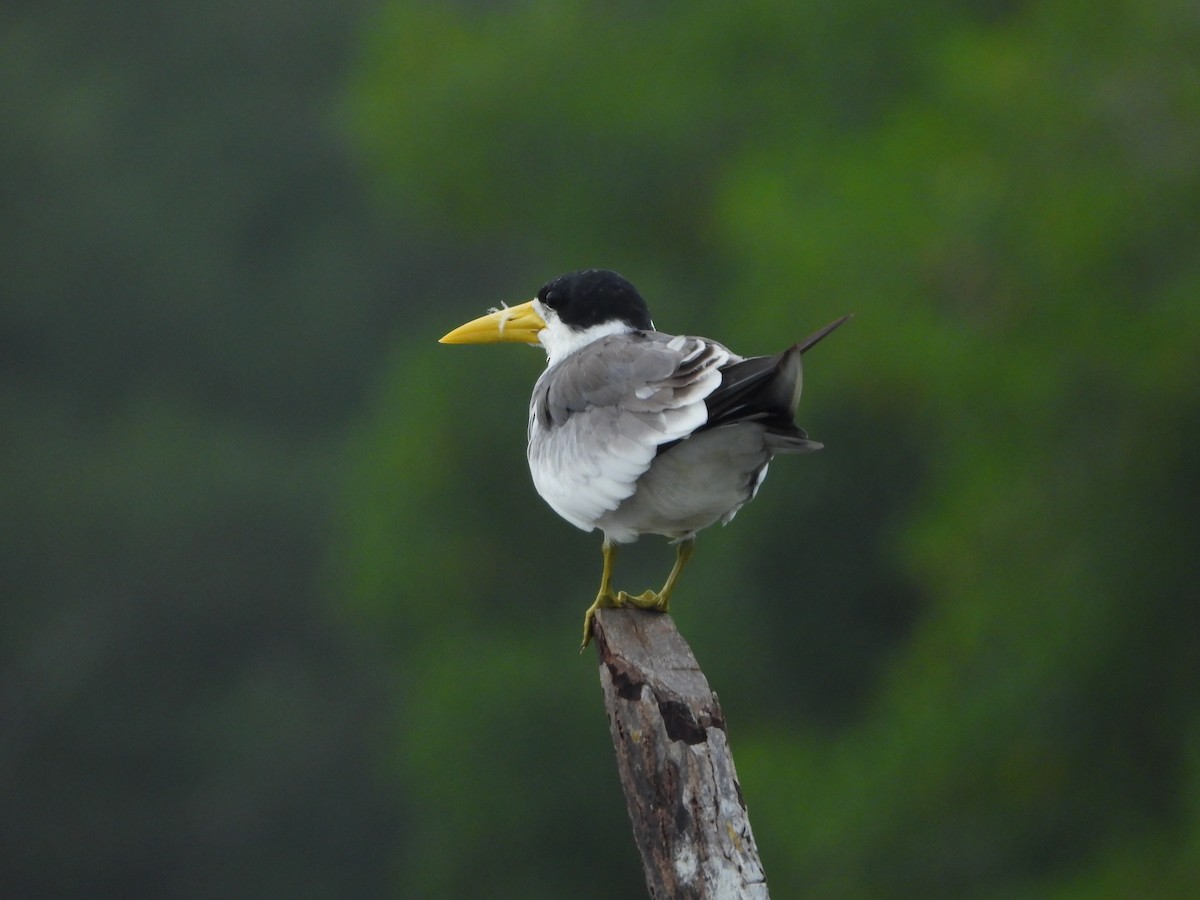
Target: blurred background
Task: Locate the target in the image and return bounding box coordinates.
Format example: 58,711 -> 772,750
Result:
3,0 -> 1198,897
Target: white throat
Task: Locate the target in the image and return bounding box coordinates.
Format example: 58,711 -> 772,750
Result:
534,300 -> 645,366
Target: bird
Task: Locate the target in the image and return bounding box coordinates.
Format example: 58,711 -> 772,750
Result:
440,269 -> 849,649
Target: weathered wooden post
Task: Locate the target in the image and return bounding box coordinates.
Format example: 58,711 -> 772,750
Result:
593,608 -> 769,899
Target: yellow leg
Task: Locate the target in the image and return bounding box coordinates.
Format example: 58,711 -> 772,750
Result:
580,537 -> 697,650
580,540 -> 620,650
657,537 -> 695,612
617,537 -> 695,613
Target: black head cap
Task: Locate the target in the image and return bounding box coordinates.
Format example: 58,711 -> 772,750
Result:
537,269 -> 653,332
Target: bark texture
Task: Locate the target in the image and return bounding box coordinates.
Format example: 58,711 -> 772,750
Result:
594,608 -> 768,899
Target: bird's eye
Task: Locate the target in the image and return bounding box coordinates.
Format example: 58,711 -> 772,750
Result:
543,290 -> 563,310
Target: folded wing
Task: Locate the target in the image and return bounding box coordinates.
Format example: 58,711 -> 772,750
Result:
528,332 -> 732,530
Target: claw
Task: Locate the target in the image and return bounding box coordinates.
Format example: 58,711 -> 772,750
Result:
580,590 -> 616,651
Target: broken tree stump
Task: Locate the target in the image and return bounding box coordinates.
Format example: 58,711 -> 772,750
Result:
593,608 -> 769,899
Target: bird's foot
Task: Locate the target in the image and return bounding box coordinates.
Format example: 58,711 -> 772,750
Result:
579,589 -> 669,651
580,590 -> 617,652
616,589 -> 669,613
578,588 -> 672,652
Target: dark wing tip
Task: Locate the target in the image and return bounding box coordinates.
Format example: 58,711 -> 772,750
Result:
797,314 -> 853,354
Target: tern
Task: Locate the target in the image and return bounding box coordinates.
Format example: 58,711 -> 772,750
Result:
440,269 -> 848,648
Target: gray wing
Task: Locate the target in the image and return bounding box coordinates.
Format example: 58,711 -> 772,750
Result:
527,332 -> 734,531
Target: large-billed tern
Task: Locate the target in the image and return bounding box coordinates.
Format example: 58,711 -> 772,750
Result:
440,269 -> 848,648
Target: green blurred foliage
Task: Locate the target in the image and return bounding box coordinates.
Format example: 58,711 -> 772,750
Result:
1,1 -> 411,896
340,0 -> 1200,897
6,0 -> 1198,896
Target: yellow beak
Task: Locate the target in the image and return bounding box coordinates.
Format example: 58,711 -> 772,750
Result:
439,300 -> 547,345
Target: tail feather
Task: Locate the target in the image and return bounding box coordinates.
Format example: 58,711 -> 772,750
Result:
705,314 -> 850,428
